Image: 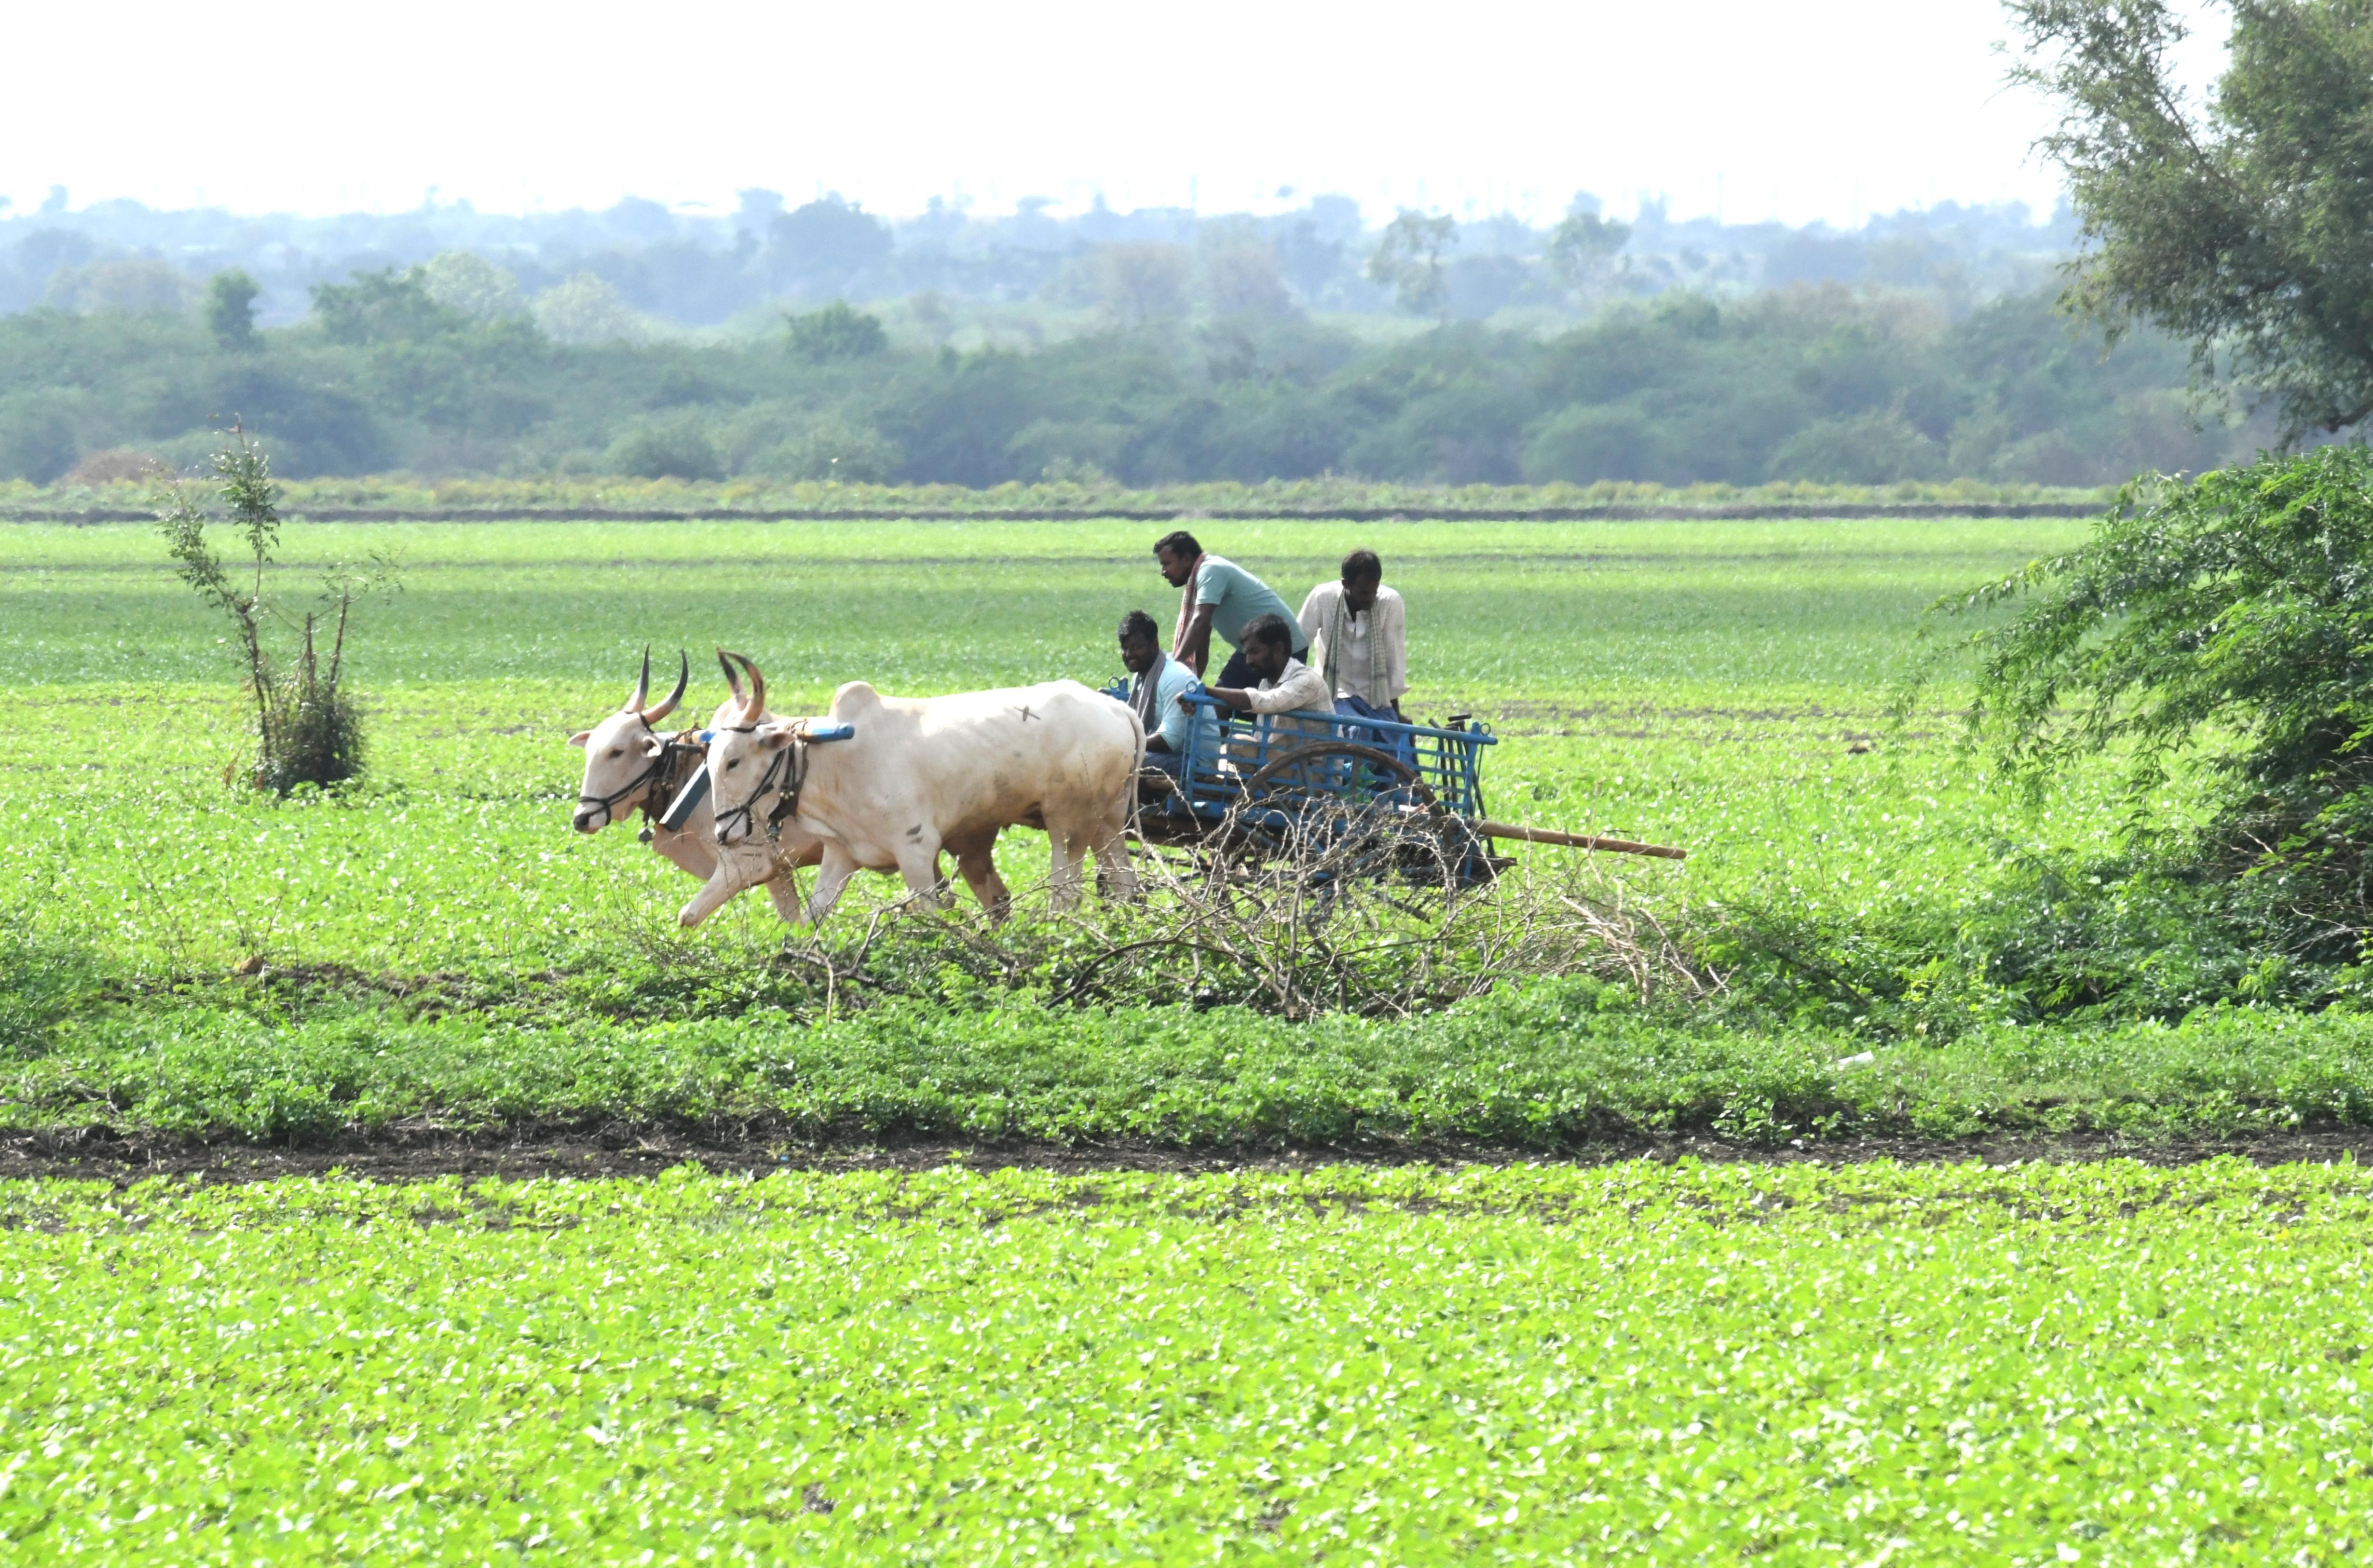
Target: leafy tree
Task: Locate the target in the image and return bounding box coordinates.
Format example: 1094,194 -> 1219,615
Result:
785,301 -> 887,361
310,268 -> 466,345
529,273 -> 645,345
2010,0 -> 2373,436
1200,240 -> 1298,319
766,195 -> 893,284
154,431 -> 396,793
1545,212 -> 1631,286
1913,448 -> 2373,960
1091,245 -> 1193,327
416,252 -> 521,320
605,417 -> 724,480
1365,213 -> 1458,317
204,270 -> 259,351
0,392 -> 79,482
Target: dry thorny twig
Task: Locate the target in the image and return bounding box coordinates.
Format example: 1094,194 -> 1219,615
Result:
644,799 -> 1716,1019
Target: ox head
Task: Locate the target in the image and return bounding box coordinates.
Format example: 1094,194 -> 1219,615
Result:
567,647 -> 689,833
705,650 -> 805,844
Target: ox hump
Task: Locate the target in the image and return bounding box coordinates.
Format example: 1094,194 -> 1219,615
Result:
831,680 -> 883,715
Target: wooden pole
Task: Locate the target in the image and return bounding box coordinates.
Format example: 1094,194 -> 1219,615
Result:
1470,818 -> 1687,860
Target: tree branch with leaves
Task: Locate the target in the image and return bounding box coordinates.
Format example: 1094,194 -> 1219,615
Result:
2010,0 -> 2373,438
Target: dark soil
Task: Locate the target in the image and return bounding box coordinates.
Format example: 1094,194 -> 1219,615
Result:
8,1121 -> 2373,1187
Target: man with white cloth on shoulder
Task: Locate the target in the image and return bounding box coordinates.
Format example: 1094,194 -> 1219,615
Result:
1118,609 -> 1218,788
1201,614 -> 1338,783
1298,549 -> 1409,755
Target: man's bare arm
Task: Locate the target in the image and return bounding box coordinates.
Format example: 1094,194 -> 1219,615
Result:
1194,686 -> 1255,713
1177,604 -> 1217,676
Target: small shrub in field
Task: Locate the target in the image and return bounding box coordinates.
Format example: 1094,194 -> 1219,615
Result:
154,431 -> 395,794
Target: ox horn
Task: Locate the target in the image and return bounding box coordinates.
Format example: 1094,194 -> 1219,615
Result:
624,645 -> 652,715
727,651 -> 765,723
717,648 -> 744,705
641,649 -> 689,723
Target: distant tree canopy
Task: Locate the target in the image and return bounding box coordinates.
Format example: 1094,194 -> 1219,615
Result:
203,270 -> 259,351
2012,0 -> 2373,437
1366,214 -> 1459,318
0,272 -> 2265,486
785,301 -> 887,362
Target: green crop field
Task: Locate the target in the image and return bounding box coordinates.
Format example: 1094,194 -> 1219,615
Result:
5,1159 -> 2370,1564
0,511 -> 2336,1148
8,511 -> 2372,1562
1,513 -> 2092,975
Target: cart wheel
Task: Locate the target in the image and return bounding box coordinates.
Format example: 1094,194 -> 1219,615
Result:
1232,741 -> 1461,889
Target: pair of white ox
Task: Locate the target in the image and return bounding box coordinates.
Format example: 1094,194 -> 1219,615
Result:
569,650 -> 1142,928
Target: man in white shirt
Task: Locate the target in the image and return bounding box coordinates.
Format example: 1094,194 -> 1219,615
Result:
1205,607 -> 1338,749
1297,549 -> 1407,722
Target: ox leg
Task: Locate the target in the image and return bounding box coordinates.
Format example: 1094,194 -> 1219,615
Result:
1048,829 -> 1089,912
1091,798 -> 1139,902
763,873 -> 806,927
893,833 -> 947,912
649,825 -> 718,883
678,857 -> 748,929
947,830 -> 1011,923
803,843 -> 865,926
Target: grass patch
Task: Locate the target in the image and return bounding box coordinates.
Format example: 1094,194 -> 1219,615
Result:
1,1158 -> 2367,1561
17,976 -> 2373,1147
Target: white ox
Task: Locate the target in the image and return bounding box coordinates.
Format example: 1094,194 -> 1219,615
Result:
568,649 -> 822,924
677,651 -> 1143,929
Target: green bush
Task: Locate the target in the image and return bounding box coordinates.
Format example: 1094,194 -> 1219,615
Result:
605,417 -> 725,480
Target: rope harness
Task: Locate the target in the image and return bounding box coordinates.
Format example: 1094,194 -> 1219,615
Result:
709,723 -> 811,845
575,716 -> 704,840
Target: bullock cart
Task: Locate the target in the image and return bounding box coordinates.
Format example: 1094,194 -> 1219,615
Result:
1114,688 -> 1685,889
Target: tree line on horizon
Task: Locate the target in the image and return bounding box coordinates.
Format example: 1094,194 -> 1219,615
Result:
0,187 -> 2072,335
0,257 -> 2264,490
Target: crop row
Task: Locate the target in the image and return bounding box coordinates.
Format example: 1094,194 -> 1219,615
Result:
12,974 -> 2373,1147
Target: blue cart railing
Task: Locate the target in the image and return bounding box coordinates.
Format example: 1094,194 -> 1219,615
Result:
1107,680 -> 1502,882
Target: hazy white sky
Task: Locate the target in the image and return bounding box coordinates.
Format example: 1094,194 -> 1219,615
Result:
0,0 -> 2228,227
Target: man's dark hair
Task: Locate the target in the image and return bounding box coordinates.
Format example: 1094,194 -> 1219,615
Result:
1342,549 -> 1382,583
1154,529 -> 1201,560
1243,613 -> 1294,652
1118,609 -> 1159,644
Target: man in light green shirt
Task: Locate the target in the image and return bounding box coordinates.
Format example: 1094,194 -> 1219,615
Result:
1154,528 -> 1310,689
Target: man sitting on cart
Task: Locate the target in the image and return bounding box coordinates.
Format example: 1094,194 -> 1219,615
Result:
1200,613 -> 1339,783
1117,609 -> 1216,786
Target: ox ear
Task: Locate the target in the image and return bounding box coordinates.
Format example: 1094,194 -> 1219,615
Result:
757,720 -> 801,751
568,730 -> 592,748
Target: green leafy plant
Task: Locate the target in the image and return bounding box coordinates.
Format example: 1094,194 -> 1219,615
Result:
1907,446 -> 2373,980
154,430 -> 396,794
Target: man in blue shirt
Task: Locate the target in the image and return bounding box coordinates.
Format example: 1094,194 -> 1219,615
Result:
1154,529 -> 1310,693
1118,609 -> 1215,783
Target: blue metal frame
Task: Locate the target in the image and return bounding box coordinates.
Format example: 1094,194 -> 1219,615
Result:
1109,680 -> 1496,836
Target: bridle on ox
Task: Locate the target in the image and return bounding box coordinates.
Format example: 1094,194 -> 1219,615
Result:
576,715 -> 703,838
709,722 -> 812,845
